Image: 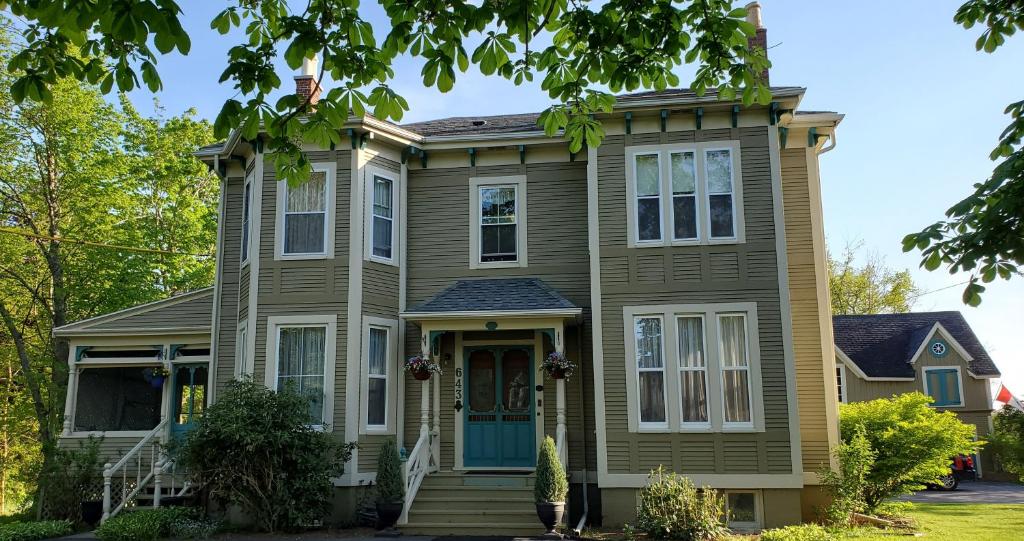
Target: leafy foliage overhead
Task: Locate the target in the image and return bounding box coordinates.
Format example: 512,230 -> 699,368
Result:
828,242 -> 919,315
903,0 -> 1024,305
2,0 -> 771,184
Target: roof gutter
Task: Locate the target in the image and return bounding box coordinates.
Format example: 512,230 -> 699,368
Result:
401,308 -> 583,320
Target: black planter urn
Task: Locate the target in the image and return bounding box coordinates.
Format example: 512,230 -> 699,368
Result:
535,501 -> 565,536
375,501 -> 404,531
80,500 -> 103,526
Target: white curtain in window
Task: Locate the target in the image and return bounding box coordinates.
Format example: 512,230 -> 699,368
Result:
278,326 -> 327,424
635,317 -> 666,424
284,171 -> 327,254
677,317 -> 708,424
719,315 -> 751,424
367,327 -> 388,426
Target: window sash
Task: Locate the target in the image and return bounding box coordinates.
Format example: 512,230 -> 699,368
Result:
241,180 -> 252,262
705,148 -> 736,239
635,316 -> 667,426
283,172 -> 328,255
719,314 -> 752,425
836,366 -> 846,403
479,185 -> 518,261
677,316 -> 708,425
634,153 -> 662,242
371,176 -> 394,260
367,326 -> 389,427
277,325 -> 327,425
670,151 -> 698,241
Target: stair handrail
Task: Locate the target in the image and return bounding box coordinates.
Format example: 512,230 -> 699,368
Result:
398,431 -> 433,525
101,417 -> 168,522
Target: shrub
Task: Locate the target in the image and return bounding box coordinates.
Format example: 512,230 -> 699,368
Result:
839,392 -> 979,511
759,524 -> 837,541
989,405 -> 1024,476
168,516 -> 221,539
94,507 -> 195,541
37,437 -> 103,522
177,379 -> 356,532
375,438 -> 404,504
0,520 -> 73,541
534,436 -> 568,503
819,425 -> 874,525
634,466 -> 727,541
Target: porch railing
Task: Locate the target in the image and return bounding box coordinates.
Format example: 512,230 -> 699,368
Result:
398,431 -> 435,525
101,417 -> 168,522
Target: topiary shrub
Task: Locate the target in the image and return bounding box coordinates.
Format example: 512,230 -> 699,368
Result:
177,379 -> 356,532
759,524 -> 837,541
819,425 -> 875,526
0,520 -> 73,541
534,436 -> 568,503
634,466 -> 727,541
839,392 -> 980,511
375,438 -> 404,504
94,507 -> 194,541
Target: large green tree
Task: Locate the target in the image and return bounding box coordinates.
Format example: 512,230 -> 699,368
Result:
903,0 -> 1024,305
1,0 -> 771,185
0,19 -> 218,510
829,242 -> 919,315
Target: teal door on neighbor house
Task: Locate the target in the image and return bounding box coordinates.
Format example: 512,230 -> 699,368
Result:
170,364 -> 208,441
464,347 -> 536,468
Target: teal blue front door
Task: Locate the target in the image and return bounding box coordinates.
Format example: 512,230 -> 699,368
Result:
464,347 -> 536,468
170,364 -> 208,441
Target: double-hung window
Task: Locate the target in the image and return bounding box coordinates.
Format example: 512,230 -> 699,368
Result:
366,327 -> 388,427
469,176 -> 528,268
626,303 -> 763,432
923,366 -> 963,407
277,325 -> 327,425
276,163 -> 335,259
235,320 -> 250,379
361,316 -> 397,433
836,365 -> 847,403
365,166 -> 398,264
241,175 -> 252,264
626,142 -> 742,246
634,316 -> 667,426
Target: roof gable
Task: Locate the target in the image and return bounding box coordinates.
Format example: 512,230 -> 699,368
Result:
54,288 -> 213,336
832,311 -> 1000,379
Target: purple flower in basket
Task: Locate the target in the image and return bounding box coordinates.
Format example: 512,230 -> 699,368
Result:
541,352 -> 576,380
405,355 -> 442,379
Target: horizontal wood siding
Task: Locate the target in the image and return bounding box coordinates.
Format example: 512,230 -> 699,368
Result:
597,127 -> 794,475
87,294 -> 213,330
215,176 -> 244,394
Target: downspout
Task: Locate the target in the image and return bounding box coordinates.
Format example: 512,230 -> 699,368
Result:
573,322 -> 589,536
817,128 -> 837,154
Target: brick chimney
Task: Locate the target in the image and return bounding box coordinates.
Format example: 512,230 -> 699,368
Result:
745,2 -> 769,85
295,55 -> 322,106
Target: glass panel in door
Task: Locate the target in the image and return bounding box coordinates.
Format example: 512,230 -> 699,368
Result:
499,348 -> 535,467
465,349 -> 499,465
171,364 -> 208,440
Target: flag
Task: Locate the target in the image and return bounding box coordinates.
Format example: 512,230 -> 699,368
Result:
995,384 -> 1024,411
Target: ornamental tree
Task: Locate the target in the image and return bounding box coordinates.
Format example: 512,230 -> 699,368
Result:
2,0 -> 771,185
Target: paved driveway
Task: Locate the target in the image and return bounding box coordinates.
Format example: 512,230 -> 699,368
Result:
902,481 -> 1024,504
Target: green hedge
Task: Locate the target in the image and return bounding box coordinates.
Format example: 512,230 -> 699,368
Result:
0,520 -> 73,541
759,525 -> 837,541
94,508 -> 198,541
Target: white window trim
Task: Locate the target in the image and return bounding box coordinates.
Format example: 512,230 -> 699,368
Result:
633,314 -> 669,430
264,314 -> 338,430
922,365 -> 965,408
363,165 -> 399,266
836,364 -> 847,403
469,175 -> 528,269
241,172 -> 253,267
676,314 -> 711,430
624,142 -> 745,248
718,312 -> 755,430
724,490 -> 763,531
360,316 -> 399,435
274,162 -> 337,260
623,302 -> 765,433
235,320 -> 251,379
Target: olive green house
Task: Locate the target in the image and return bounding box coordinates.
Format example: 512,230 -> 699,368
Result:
54,6 -> 848,533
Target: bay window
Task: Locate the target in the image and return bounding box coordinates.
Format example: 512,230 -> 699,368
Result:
626,142 -> 743,246
361,316 -> 398,434
365,166 -> 398,264
266,315 -> 336,428
366,327 -> 388,427
625,302 -> 764,432
276,163 -> 335,259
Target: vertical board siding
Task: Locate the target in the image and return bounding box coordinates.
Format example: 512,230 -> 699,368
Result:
597,127 -> 794,475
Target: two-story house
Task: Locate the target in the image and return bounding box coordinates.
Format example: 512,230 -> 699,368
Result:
54,5 -> 845,532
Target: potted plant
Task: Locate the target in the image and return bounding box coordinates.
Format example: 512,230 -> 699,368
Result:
541,352 -> 576,380
375,438 -> 405,532
405,355 -> 442,381
144,365 -> 171,388
535,435 -> 568,537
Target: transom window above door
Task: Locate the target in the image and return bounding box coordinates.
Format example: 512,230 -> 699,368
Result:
275,163 -> 336,260
626,142 -> 744,247
469,176 -> 528,269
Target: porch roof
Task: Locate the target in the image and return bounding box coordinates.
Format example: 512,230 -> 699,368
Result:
402,278 -> 581,320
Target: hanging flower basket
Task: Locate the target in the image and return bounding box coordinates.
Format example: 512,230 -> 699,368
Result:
406,355 -> 442,381
541,352 -> 576,380
144,366 -> 171,388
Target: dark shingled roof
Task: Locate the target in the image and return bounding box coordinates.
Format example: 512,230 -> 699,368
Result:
832,312 -> 1000,378
407,278 -> 579,314
401,86 -> 806,137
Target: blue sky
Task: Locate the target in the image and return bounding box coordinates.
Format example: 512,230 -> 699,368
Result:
125,1 -> 1024,394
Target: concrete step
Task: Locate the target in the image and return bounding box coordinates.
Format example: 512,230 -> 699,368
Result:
420,472 -> 535,488
403,472 -> 541,536
399,522 -> 545,537
412,495 -> 534,511
408,508 -> 537,524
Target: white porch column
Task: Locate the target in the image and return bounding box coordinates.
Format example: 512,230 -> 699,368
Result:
419,327 -> 431,440
431,368 -> 441,470
555,324 -> 568,467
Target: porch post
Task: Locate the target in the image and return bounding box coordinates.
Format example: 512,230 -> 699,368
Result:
555,323 -> 568,467
419,326 -> 431,440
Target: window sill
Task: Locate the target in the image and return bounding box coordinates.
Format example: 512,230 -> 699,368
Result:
276,252 -> 332,261
470,260 -> 526,270
240,258 -> 250,270
720,424 -> 762,433
366,255 -> 397,267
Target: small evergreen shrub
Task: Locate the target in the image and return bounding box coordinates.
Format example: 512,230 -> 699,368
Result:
819,425 -> 874,525
534,436 -> 568,503
759,524 -> 837,541
0,520 -> 73,541
375,438 -> 405,504
177,380 -> 355,532
94,507 -> 194,541
634,466 -> 727,541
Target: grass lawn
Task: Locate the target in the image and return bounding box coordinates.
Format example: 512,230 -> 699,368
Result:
836,503 -> 1024,540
